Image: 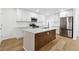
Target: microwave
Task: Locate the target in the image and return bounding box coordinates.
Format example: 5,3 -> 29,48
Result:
31,17 -> 37,22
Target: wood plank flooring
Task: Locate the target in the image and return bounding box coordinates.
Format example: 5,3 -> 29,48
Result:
40,35 -> 79,51
0,37 -> 24,51
0,35 -> 79,51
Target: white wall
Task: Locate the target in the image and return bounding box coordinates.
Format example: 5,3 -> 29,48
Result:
73,8 -> 79,39
45,13 -> 60,34
46,14 -> 60,26
59,9 -> 79,40
0,8 -> 27,40
0,9 -> 2,40
60,9 -> 73,17
0,8 -> 46,40
1,8 -> 17,40
0,10 -> 1,25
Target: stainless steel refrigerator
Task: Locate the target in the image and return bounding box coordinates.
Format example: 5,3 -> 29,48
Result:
60,16 -> 73,38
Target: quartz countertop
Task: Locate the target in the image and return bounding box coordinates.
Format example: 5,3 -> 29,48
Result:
23,27 -> 56,34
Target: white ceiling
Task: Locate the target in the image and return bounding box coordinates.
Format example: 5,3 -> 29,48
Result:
21,8 -> 73,15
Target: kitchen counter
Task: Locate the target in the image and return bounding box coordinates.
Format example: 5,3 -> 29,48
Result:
22,27 -> 56,34
23,27 -> 56,51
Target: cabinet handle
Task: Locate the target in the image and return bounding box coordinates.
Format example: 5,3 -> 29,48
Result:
47,32 -> 49,35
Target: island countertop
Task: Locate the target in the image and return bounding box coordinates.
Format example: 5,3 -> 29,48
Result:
23,27 -> 56,34
23,27 -> 56,51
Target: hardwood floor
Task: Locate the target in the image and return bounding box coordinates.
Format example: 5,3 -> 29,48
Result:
0,35 -> 79,51
40,35 -> 79,51
0,38 -> 24,51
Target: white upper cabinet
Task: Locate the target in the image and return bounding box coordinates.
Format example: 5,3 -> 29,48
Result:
16,9 -> 31,22
16,9 -> 23,21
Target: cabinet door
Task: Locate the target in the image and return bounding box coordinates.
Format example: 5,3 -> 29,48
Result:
35,30 -> 56,50
35,33 -> 43,50
49,30 -> 56,41
43,31 -> 50,45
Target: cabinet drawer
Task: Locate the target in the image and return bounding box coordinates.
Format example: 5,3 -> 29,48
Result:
35,33 -> 43,40
43,31 -> 50,38
35,33 -> 42,37
49,30 -> 56,40
43,31 -> 50,44
35,33 -> 43,50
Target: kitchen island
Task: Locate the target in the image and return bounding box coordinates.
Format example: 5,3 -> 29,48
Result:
23,27 -> 56,51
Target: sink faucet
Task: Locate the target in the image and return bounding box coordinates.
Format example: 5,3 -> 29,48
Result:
48,22 -> 49,28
